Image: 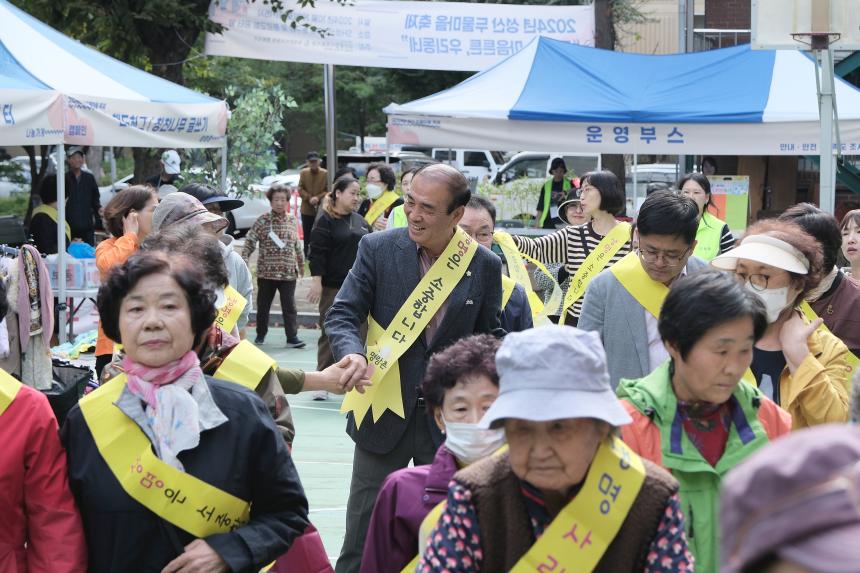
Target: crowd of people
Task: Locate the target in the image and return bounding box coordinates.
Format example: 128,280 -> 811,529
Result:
4,149 -> 860,573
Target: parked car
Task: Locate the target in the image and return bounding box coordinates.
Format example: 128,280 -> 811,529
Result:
625,163 -> 681,211
489,152 -> 601,222
431,148 -> 505,185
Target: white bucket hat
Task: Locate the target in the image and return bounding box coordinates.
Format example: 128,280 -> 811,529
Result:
479,325 -> 631,429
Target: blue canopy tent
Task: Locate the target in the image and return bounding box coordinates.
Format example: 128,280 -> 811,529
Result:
0,0 -> 230,341
385,37 -> 860,156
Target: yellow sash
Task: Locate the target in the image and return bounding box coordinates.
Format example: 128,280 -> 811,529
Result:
213,285 -> 247,334
609,252 -> 669,318
341,227 -> 478,428
799,301 -> 860,368
78,375 -> 251,537
363,191 -> 400,225
501,274 -> 516,309
32,204 -> 71,240
213,340 -> 277,391
511,436 -> 646,573
0,369 -> 22,417
494,231 -> 562,324
559,223 -> 631,325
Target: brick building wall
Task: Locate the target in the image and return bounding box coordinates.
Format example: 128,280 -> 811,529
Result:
704,0 -> 750,30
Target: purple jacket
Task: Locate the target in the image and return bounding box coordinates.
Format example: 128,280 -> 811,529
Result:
360,445 -> 458,573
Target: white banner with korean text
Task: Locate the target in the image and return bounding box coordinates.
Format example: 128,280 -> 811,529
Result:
205,0 -> 594,71
387,115 -> 860,155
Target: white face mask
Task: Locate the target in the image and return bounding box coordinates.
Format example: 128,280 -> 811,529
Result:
365,183 -> 384,200
442,415 -> 506,465
746,283 -> 791,323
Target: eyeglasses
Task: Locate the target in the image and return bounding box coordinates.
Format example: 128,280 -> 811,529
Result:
637,247 -> 690,266
464,230 -> 494,242
734,272 -> 770,292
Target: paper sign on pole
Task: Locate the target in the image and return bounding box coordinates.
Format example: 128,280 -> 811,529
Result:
708,175 -> 750,232
205,0 -> 594,72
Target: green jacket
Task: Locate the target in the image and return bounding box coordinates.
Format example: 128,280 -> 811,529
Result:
617,362 -> 784,573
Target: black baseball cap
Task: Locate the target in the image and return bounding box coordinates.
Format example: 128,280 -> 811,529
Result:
307,151 -> 321,161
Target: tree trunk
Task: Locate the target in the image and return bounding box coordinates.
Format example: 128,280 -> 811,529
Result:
594,0 -> 623,191
133,148 -> 161,185
87,146 -> 104,182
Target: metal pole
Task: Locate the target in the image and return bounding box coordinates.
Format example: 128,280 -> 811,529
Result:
819,47 -> 836,214
677,0 -> 689,180
323,64 -> 337,190
632,153 -> 639,215
221,141 -> 228,193
57,143 -> 68,343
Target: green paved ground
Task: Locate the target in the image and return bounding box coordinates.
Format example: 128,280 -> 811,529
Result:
258,328 -> 353,565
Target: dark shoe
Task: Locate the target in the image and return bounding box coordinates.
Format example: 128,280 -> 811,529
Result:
254,336 -> 265,344
286,338 -> 306,349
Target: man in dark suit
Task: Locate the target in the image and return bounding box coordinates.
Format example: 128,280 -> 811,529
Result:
325,164 -> 504,573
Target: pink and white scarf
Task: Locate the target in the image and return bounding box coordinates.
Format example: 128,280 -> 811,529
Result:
123,351 -> 205,470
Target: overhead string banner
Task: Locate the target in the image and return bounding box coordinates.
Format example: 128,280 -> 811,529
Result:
204,0 -> 594,72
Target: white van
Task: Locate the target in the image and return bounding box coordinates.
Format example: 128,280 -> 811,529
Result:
431,148 -> 506,184
488,152 -> 601,223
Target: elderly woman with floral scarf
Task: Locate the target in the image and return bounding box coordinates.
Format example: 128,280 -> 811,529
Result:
61,251 -> 309,573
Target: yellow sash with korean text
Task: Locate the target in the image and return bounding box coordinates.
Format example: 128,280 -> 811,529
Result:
0,369 -> 22,417
609,252 -> 669,318
363,191 -> 400,226
559,223 -> 631,324
79,375 -> 251,537
511,436 -> 646,573
341,227 -> 478,428
501,274 -> 516,309
493,231 -> 562,323
213,340 -> 277,391
213,286 -> 247,335
799,301 -> 860,368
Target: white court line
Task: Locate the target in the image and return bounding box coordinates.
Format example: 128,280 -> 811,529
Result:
294,460 -> 353,466
309,507 -> 348,513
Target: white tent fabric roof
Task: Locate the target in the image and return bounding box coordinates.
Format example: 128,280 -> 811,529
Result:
0,0 -> 228,147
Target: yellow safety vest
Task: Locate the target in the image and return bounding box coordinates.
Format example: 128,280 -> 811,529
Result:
539,178 -> 571,227
692,211 -> 725,262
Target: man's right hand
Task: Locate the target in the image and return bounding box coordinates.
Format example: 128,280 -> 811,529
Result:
339,353 -> 370,392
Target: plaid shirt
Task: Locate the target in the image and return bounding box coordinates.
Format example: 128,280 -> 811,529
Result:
241,211 -> 303,281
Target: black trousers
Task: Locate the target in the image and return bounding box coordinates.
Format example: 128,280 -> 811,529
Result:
301,214 -> 317,259
256,278 -> 298,339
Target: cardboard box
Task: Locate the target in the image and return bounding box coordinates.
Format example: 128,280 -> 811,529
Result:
82,259 -> 100,288
45,255 -> 85,290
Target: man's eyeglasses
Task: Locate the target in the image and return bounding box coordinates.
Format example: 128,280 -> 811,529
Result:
637,247 -> 690,266
734,273 -> 770,292
469,231 -> 494,242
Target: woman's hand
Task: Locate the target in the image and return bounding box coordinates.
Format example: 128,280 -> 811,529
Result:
309,355 -> 374,394
123,209 -> 139,236
307,278 -> 322,304
779,313 -> 821,372
373,216 -> 388,231
160,539 -> 228,573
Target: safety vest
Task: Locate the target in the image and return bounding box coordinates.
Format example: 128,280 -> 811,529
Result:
538,178 -> 571,227
32,204 -> 71,241
388,205 -> 408,229
692,212 -> 725,262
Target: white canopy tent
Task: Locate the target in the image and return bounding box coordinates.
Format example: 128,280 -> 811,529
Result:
0,0 -> 230,342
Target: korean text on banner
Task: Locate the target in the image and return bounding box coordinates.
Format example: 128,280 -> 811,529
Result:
205,1 -> 594,72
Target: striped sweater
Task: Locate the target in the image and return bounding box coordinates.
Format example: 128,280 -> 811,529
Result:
513,222 -> 632,322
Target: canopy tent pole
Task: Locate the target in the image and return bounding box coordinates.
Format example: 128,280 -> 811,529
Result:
57,143 -> 68,344
818,47 -> 836,214
632,153 -> 639,216
221,140 -> 228,194
324,64 -> 337,190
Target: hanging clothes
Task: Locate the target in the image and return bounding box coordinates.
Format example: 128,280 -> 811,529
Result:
17,245 -> 53,390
